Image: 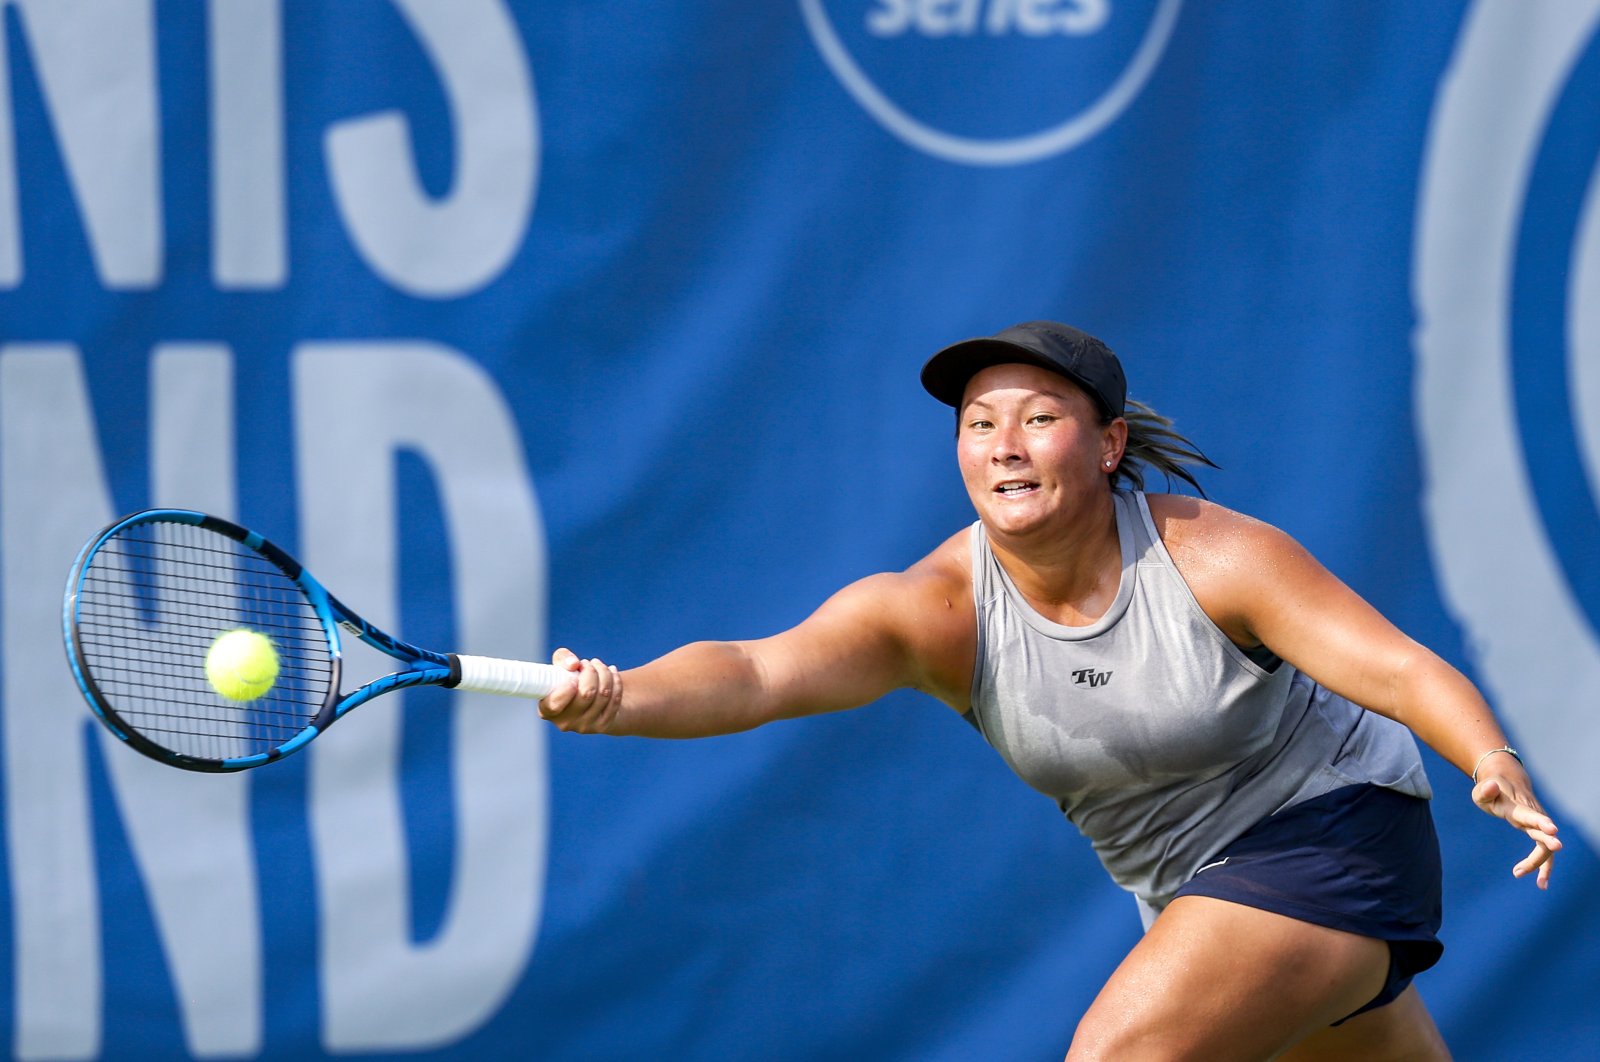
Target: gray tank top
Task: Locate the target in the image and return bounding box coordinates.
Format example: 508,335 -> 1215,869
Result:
967,490 -> 1430,919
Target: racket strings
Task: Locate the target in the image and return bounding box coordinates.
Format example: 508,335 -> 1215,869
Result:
73,521 -> 334,762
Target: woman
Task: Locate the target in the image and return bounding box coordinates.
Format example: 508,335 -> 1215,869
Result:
540,321 -> 1560,1060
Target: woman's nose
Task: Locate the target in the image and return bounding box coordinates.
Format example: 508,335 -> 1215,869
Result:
990,426 -> 1025,463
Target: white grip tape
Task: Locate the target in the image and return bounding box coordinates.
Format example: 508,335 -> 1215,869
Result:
453,655 -> 565,698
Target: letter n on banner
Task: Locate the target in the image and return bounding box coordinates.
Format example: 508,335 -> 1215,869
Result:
293,342 -> 548,1051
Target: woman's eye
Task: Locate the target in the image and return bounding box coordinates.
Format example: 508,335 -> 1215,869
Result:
1029,414 -> 1056,425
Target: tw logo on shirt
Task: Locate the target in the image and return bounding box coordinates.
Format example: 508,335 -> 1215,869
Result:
1072,667 -> 1113,688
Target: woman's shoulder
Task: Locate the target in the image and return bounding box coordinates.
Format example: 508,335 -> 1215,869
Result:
822,526 -> 974,640
860,527 -> 976,633
1142,492 -> 1284,555
889,527 -> 979,705
1140,493 -> 1321,647
1140,492 -> 1307,597
909,524 -> 976,583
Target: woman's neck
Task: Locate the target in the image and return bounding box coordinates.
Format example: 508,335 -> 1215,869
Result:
986,489 -> 1124,626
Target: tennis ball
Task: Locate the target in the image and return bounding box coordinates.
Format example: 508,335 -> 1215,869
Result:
205,628 -> 280,702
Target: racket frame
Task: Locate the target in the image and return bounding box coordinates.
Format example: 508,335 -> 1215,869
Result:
63,508 -> 463,773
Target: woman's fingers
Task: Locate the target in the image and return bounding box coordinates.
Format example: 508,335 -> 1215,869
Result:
590,663 -> 622,732
1505,802 -> 1560,842
586,658 -> 612,704
538,648 -> 583,717
539,650 -> 621,733
1474,774 -> 1561,887
576,655 -> 599,700
1513,843 -> 1556,889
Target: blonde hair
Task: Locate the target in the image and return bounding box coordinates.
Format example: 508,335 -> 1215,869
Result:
1111,398 -> 1217,496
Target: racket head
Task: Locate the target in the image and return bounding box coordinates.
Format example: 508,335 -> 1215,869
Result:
63,509 -> 342,772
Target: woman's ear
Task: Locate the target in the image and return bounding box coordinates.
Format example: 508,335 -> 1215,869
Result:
1102,416 -> 1129,470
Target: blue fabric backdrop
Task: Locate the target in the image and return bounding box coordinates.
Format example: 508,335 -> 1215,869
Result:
1,1 -> 1596,1058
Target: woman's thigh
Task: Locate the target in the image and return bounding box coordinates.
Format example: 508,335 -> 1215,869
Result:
1064,895 -> 1392,1062
1279,985 -> 1450,1061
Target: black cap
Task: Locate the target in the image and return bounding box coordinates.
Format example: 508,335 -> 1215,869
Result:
920,321 -> 1127,418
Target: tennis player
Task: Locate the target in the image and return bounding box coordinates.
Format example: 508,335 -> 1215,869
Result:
540,321 -> 1559,1060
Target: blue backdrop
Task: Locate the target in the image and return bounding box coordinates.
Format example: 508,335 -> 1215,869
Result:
2,1 -> 1597,1058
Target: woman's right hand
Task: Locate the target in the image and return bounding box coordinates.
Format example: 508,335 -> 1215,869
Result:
538,647 -> 622,734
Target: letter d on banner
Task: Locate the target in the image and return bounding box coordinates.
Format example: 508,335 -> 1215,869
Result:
293,342 -> 548,1051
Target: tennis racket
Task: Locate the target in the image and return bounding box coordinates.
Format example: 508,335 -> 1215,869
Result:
62,508 -> 565,773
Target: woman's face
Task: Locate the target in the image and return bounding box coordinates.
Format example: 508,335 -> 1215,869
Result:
956,363 -> 1124,539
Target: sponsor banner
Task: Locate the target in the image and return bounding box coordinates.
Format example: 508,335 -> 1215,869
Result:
0,2 -> 1594,1058
800,0 -> 1183,163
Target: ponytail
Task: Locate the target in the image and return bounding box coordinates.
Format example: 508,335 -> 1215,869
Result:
1111,399 -> 1217,496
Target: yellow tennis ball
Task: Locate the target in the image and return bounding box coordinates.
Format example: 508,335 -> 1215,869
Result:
205,628 -> 280,702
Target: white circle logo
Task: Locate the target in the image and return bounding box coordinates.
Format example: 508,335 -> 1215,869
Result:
1413,0 -> 1600,846
799,0 -> 1185,165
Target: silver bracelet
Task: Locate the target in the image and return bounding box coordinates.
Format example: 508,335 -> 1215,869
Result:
1471,745 -> 1522,783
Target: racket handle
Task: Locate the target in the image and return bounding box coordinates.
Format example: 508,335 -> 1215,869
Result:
448,654 -> 566,698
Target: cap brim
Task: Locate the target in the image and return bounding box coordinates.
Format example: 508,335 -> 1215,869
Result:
920,337 -> 1085,408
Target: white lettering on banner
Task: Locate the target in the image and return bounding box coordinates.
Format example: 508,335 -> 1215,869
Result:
293,343 -> 548,1051
2,341 -> 551,1055
866,0 -> 1109,38
800,0 -> 1181,165
209,0 -> 286,289
325,0 -> 539,298
1,346 -> 260,1060
1413,0 -> 1600,847
0,0 -> 537,295
0,0 -> 162,288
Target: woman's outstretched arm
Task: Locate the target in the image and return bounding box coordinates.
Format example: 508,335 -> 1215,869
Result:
538,549 -> 976,739
1152,494 -> 1562,888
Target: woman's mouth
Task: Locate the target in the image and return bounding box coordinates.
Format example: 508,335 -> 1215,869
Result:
994,481 -> 1039,497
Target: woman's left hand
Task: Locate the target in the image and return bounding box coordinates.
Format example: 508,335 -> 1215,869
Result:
1471,764 -> 1562,888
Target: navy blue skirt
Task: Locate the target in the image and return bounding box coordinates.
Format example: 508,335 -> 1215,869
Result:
1170,783 -> 1444,1023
